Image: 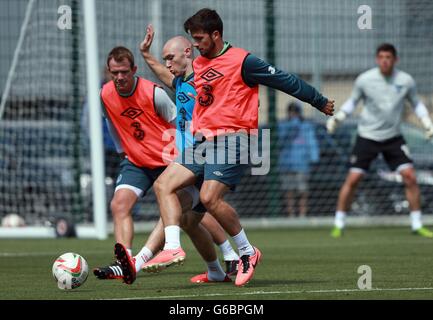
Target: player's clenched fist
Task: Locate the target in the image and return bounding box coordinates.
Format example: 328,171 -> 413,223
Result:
322,100 -> 335,116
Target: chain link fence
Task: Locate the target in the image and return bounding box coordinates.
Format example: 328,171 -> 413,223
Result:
0,0 -> 432,226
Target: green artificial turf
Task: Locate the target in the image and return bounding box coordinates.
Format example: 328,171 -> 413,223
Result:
1,227 -> 433,300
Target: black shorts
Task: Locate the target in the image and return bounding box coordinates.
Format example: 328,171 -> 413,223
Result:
349,135 -> 413,172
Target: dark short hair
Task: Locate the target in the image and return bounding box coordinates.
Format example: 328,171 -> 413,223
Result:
376,43 -> 397,57
106,46 -> 135,69
184,8 -> 223,37
287,102 -> 302,115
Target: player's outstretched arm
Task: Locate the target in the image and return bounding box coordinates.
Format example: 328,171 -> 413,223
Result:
242,54 -> 334,116
140,24 -> 175,89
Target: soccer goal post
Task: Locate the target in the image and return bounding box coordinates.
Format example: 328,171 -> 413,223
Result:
82,0 -> 108,240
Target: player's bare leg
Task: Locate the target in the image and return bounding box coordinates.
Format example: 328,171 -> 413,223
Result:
132,218 -> 165,272
400,167 -> 433,237
331,170 -> 364,238
286,191 -> 295,217
94,188 -> 137,280
115,185 -> 196,283
142,218 -> 165,254
110,189 -> 138,251
299,191 -> 308,217
143,175 -> 226,269
116,188 -> 195,284
153,162 -> 196,230
123,189 -> 228,283
337,171 -> 364,212
137,190 -> 194,272
121,210 -> 229,283
149,162 -> 198,270
200,180 -> 242,236
200,213 -> 227,245
200,180 -> 261,286
400,167 -> 421,211
200,212 -> 239,275
135,188 -> 238,277
182,212 -> 214,260
181,212 -> 230,283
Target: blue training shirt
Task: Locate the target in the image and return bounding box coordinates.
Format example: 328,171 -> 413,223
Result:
172,73 -> 196,156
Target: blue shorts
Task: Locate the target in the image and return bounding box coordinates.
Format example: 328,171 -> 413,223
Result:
176,134 -> 250,190
116,158 -> 206,214
115,158 -> 166,197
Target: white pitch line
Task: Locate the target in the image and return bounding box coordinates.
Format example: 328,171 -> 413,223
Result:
98,287 -> 433,300
0,252 -> 61,257
0,251 -> 103,257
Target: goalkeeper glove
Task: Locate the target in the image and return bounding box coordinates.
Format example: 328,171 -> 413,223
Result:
421,116 -> 433,139
326,110 -> 347,134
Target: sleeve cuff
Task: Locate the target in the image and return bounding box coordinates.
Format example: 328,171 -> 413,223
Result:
313,96 -> 328,110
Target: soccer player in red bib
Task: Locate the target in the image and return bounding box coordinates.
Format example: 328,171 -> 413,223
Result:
136,26 -> 241,281
152,8 -> 335,287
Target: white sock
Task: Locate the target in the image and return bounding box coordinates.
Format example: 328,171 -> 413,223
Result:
163,225 -> 181,250
219,240 -> 239,261
126,248 -> 132,257
410,210 -> 423,231
335,211 -> 346,229
232,229 -> 255,257
207,259 -> 227,281
134,246 -> 153,271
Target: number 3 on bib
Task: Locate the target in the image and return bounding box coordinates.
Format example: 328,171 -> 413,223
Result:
131,121 -> 145,140
198,84 -> 214,107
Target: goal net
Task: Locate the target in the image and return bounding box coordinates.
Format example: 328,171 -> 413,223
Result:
1,0 -> 433,237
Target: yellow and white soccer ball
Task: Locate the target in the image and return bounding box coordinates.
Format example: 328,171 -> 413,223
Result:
52,252 -> 89,290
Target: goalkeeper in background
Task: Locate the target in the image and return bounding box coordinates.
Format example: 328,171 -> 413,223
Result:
327,43 -> 433,238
